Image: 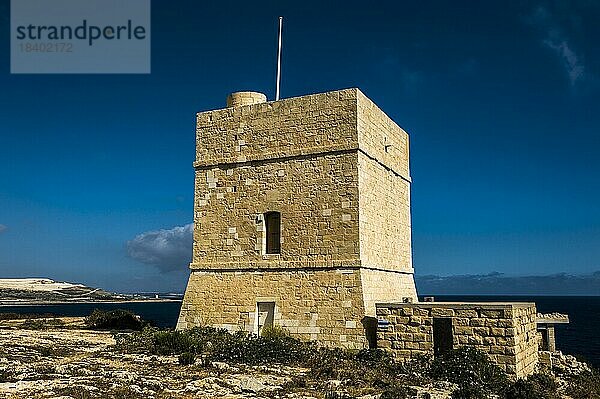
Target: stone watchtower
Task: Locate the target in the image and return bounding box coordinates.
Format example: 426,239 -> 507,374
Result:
177,88 -> 417,348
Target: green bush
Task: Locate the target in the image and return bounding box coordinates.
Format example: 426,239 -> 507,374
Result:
308,347 -> 408,390
380,385 -> 418,399
527,373 -> 559,391
503,373 -> 559,399
324,392 -> 353,399
20,318 -> 64,330
0,368 -> 13,383
496,373 -> 560,399
117,326 -> 313,365
355,348 -> 393,364
116,328 -> 577,398
260,325 -> 290,339
117,327 -> 417,392
54,386 -> 93,399
152,329 -> 200,355
430,347 -> 508,394
113,326 -> 156,352
398,354 -> 432,385
565,369 -> 600,398
0,312 -> 57,320
178,352 -> 195,365
451,385 -> 487,399
85,309 -> 145,330
503,379 -> 539,399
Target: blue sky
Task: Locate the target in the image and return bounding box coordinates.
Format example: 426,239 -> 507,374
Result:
0,1 -> 599,293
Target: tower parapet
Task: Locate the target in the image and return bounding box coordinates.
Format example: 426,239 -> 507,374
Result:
226,91 -> 267,108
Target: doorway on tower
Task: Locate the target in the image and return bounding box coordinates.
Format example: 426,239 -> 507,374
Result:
433,317 -> 453,356
256,302 -> 275,336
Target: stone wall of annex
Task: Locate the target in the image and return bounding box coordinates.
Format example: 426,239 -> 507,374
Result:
512,304 -> 539,376
376,303 -> 539,378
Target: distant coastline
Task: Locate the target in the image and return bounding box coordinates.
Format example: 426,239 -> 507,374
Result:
0,278 -> 183,305
0,298 -> 182,306
416,272 -> 600,296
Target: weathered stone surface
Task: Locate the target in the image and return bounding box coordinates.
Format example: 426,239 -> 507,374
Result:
376,302 -> 539,378
178,88 -> 418,348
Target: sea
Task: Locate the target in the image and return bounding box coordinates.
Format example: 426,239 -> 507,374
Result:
1,295 -> 598,368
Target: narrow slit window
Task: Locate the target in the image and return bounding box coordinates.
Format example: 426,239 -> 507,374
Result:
265,211 -> 281,254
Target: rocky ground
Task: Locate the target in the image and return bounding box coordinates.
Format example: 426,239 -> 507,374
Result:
0,317 -> 454,399
0,317 -> 292,398
1,316 -> 595,399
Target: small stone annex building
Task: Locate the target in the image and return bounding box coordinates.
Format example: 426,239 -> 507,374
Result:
177,88 -> 539,378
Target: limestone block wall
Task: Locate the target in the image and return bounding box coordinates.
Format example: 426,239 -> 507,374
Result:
191,87 -> 416,276
357,152 -> 413,274
179,88 -> 419,346
194,89 -> 359,169
376,303 -> 538,378
360,269 -> 417,316
226,91 -> 267,108
192,151 -> 360,269
354,89 -> 416,304
356,90 -> 410,181
177,268 -> 368,349
513,305 -> 539,376
192,89 -> 364,270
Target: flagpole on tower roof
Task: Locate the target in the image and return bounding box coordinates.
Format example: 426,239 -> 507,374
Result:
275,16 -> 283,101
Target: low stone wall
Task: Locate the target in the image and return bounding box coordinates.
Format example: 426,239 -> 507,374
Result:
539,350 -> 591,377
376,302 -> 538,378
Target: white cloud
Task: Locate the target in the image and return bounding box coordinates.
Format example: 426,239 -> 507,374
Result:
127,224 -> 193,272
543,39 -> 585,86
528,4 -> 587,86
0,224 -> 7,234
